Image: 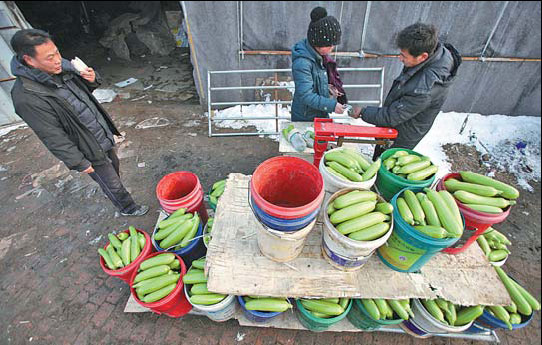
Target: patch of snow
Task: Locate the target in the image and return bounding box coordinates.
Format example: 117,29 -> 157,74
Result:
214,104 -> 540,190
0,123 -> 27,137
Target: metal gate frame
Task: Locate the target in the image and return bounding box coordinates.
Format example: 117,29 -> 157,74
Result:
207,67 -> 385,137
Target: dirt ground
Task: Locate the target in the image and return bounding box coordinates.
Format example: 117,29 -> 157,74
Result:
0,48 -> 540,345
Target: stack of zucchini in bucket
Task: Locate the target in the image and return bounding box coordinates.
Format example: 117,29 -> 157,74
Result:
209,179 -> 226,208
299,298 -> 350,318
445,171 -> 519,213
324,148 -> 381,182
477,227 -> 512,263
242,296 -> 293,313
420,298 -> 485,327
361,298 -> 414,321
132,253 -> 181,303
383,150 -> 439,181
327,190 -> 393,241
154,208 -> 201,250
99,226 -> 146,270
183,257 -> 228,306
396,189 -> 464,239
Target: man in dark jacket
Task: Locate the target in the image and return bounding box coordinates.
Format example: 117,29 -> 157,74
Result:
10,29 -> 148,216
354,23 -> 462,159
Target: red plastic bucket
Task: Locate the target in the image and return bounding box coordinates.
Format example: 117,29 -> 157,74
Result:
99,229 -> 154,283
129,252 -> 192,318
156,172 -> 208,223
436,173 -> 511,254
250,156 -> 324,220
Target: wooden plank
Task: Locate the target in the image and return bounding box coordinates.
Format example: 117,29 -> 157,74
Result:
206,173 -> 511,306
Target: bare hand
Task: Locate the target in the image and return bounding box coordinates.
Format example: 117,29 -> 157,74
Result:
79,67 -> 96,83
328,84 -> 343,98
350,106 -> 363,119
83,165 -> 95,174
334,103 -> 347,114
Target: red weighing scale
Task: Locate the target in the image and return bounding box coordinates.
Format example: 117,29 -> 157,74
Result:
313,118 -> 398,167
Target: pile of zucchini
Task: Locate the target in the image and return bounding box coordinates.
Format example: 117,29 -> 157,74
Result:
183,257 -> 228,306
361,298 -> 413,321
99,226 -> 146,270
383,150 -> 438,181
242,296 -> 292,313
299,298 -> 350,318
477,227 -> 511,263
420,299 -> 485,327
490,266 -> 541,329
209,179 -> 226,206
324,148 -> 381,183
396,189 -> 464,239
445,171 -> 519,214
327,190 -> 393,241
203,217 -> 214,247
154,208 -> 201,250
132,253 -> 181,303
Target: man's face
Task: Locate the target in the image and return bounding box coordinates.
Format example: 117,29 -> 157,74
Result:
399,49 -> 428,68
23,39 -> 62,75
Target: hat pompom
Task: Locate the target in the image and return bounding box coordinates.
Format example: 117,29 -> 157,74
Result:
310,7 -> 327,22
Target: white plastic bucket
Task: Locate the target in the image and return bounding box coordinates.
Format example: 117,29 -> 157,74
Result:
410,298 -> 474,333
184,285 -> 237,322
256,217 -> 317,263
322,188 -> 393,271
319,147 -> 377,194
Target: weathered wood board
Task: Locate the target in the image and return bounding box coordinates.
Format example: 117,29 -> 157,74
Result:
205,173 -> 511,306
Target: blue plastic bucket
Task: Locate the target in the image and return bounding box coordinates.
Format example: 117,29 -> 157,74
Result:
475,309 -> 534,330
152,221 -> 207,268
377,187 -> 461,272
237,296 -> 283,323
250,196 -> 320,232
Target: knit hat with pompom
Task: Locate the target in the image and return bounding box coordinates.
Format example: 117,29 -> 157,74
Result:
307,7 -> 341,47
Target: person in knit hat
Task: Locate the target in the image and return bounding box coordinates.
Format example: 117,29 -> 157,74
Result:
291,7 -> 353,122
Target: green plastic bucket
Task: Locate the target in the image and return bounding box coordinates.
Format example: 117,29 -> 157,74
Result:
375,148 -> 436,201
295,299 -> 353,332
347,299 -> 403,331
377,187 -> 462,272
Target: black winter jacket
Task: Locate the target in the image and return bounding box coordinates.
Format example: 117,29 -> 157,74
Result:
10,57 -> 121,172
362,43 -> 462,149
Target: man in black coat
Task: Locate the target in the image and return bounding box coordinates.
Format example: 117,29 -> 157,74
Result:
10,29 -> 148,216
354,23 -> 462,159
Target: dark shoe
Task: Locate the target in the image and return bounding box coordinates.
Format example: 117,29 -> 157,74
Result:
121,205 -> 149,217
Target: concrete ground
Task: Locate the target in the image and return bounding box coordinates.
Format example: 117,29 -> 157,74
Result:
0,48 -> 540,345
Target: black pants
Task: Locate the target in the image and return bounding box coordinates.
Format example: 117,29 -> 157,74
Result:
88,149 -> 137,213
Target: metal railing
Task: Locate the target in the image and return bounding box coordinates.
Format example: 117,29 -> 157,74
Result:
208,67 -> 385,137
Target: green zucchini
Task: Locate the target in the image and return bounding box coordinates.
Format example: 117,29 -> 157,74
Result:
326,162 -> 363,182
333,190 -> 377,209
98,248 -> 115,270
361,158 -> 381,181
459,171 -> 519,200
407,165 -> 438,181
336,212 -> 387,235
330,201 -> 376,225
246,298 -> 292,312
191,293 -> 227,305
444,178 -> 503,197
454,191 -> 515,209
397,197 -> 415,226
348,222 -> 389,241
404,190 -> 426,225
139,253 -> 175,270
141,283 -> 176,303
